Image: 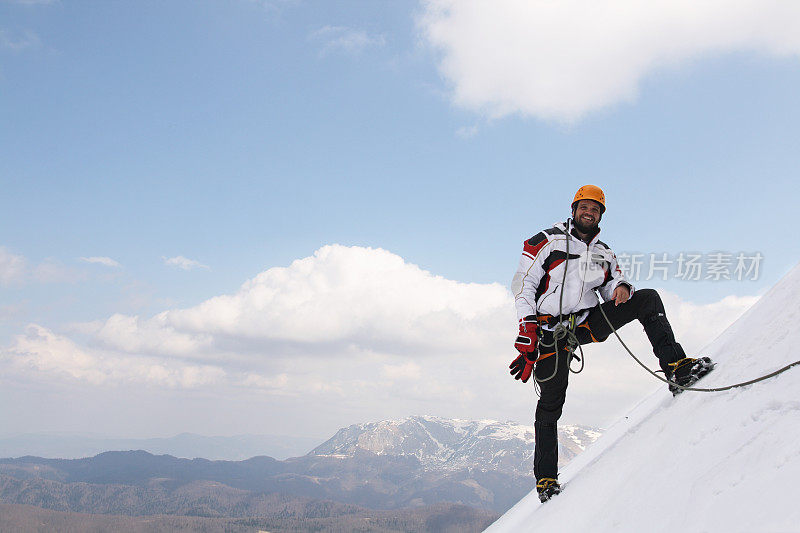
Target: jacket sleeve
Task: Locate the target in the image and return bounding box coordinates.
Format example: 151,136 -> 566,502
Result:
598,249 -> 634,302
511,232 -> 550,320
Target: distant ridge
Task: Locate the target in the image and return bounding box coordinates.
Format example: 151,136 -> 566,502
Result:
0,416 -> 602,516
0,432 -> 320,461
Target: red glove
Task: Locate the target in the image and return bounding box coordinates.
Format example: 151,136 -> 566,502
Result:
509,316 -> 538,382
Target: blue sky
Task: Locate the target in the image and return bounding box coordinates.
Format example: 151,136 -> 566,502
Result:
2,0 -> 799,444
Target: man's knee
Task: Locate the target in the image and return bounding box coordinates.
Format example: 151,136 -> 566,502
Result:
631,288 -> 665,321
634,287 -> 659,304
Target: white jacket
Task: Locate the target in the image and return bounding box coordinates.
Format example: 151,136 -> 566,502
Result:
511,219 -> 632,329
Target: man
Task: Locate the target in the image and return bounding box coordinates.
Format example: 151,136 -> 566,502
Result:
509,185 -> 713,503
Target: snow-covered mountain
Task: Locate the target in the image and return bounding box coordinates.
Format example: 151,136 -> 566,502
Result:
488,263 -> 800,532
310,416 -> 601,475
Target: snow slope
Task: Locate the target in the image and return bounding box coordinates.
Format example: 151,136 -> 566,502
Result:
488,263 -> 800,533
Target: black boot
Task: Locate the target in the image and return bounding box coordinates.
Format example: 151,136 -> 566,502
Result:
536,477 -> 561,502
667,357 -> 716,395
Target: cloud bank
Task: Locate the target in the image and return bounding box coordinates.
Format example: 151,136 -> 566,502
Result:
0,245 -> 759,429
418,0 -> 800,121
5,325 -> 223,388
2,245 -> 511,389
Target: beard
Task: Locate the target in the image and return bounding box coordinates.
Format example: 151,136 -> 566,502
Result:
573,215 -> 599,235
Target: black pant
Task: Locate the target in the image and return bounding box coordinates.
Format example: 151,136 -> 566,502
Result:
533,288 -> 686,480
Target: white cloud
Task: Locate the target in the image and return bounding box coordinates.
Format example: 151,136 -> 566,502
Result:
0,245 -> 763,430
160,244 -> 511,353
0,246 -> 26,285
80,256 -> 121,268
418,0 -> 800,121
311,25 -> 386,55
90,313 -> 213,357
2,324 -> 225,388
6,325 -> 108,384
2,245 -> 512,392
163,255 -> 209,271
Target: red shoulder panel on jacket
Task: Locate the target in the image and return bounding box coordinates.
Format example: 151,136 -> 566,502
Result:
523,233 -> 549,258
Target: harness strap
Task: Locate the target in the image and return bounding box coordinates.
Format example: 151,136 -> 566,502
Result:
535,351 -> 557,363
536,311 -> 590,328
536,311 -> 585,373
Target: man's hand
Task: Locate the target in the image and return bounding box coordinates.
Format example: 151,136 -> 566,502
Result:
509,352 -> 537,382
510,316 -> 538,382
613,284 -> 631,306
514,316 -> 538,355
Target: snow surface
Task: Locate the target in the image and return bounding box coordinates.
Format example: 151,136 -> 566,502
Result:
488,262 -> 800,533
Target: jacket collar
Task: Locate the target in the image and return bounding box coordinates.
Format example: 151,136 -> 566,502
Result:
553,219 -> 601,246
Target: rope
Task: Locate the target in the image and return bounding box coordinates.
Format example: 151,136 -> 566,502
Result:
596,301 -> 800,393
535,219 -> 578,383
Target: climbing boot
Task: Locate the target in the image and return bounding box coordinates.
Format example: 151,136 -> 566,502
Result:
667,357 -> 715,395
536,477 -> 561,503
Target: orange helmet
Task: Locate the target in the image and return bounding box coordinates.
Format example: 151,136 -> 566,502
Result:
572,185 -> 605,214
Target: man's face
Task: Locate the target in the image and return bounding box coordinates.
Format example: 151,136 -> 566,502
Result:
573,199 -> 602,233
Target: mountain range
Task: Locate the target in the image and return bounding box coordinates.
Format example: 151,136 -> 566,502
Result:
311,415 -> 601,474
0,416 -> 601,531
